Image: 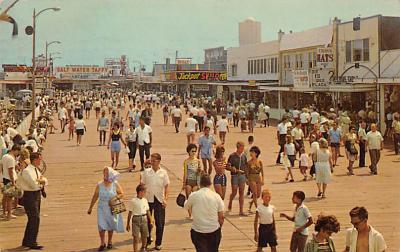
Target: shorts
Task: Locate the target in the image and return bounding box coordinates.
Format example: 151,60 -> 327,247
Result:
110,141 -> 121,152
231,174 -> 246,186
288,155 -> 296,167
95,107 -> 101,112
186,179 -> 198,187
201,153 -> 212,160
258,224 -> 278,248
132,215 -> 149,238
290,232 -> 308,252
128,141 -> 137,159
330,142 -> 340,148
213,174 -> 227,186
85,108 -> 90,111
76,129 -> 84,135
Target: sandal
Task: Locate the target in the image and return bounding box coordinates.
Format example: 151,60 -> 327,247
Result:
107,243 -> 112,249
317,192 -> 322,197
98,245 -> 106,251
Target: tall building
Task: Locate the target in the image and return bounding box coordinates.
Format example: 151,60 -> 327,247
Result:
239,17 -> 261,46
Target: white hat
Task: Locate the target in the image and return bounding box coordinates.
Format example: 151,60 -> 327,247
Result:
320,118 -> 329,124
329,108 -> 335,112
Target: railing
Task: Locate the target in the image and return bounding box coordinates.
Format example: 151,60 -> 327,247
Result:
16,106 -> 40,136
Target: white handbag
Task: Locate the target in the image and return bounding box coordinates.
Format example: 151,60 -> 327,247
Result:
125,146 -> 130,154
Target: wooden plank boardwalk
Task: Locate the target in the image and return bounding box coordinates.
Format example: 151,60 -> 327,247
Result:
1,107 -> 399,251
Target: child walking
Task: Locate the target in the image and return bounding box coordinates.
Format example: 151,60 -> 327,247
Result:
283,136 -> 295,182
68,116 -> 75,141
299,148 -> 309,181
254,189 -> 277,252
280,191 -> 313,252
126,184 -> 153,252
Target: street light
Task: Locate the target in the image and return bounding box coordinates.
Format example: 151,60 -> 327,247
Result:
29,7 -> 60,121
45,40 -> 61,67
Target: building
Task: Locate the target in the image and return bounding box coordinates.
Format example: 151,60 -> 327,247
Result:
204,46 -> 227,71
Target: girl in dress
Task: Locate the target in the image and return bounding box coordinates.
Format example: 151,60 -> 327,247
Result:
182,144 -> 202,217
283,136 -> 295,182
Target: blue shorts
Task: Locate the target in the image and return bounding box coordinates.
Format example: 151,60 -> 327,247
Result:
213,174 -> 227,186
200,153 -> 212,160
110,141 -> 121,152
231,174 -> 246,186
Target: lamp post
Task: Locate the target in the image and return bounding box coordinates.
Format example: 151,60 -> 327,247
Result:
49,56 -> 61,77
31,7 -> 60,121
45,41 -> 61,67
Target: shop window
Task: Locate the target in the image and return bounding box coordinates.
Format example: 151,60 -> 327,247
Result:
231,64 -> 237,77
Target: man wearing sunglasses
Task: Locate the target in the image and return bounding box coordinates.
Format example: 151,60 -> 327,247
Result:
344,206 -> 386,252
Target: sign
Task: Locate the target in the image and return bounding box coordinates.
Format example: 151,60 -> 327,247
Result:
293,70 -> 309,88
56,66 -> 108,73
311,69 -> 335,87
248,80 -> 256,86
191,84 -> 209,91
175,71 -> 227,81
176,58 -> 192,65
316,48 -> 334,69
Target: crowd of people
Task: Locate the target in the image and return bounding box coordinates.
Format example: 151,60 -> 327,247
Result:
1,88 -> 395,252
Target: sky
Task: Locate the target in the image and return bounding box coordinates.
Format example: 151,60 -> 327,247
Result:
0,0 -> 400,70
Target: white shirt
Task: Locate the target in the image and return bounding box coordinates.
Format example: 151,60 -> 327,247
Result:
310,141 -> 320,154
172,108 -> 182,118
190,107 -> 199,116
358,128 -> 367,141
0,135 -> 6,150
25,139 -> 40,153
292,110 -> 300,119
345,226 -> 387,252
186,118 -> 198,133
128,197 -> 149,215
2,154 -> 16,181
74,119 -> 86,130
18,164 -> 48,192
256,204 -> 275,224
216,119 -> 228,132
300,112 -> 310,124
58,107 -> 67,119
285,143 -> 296,155
277,122 -> 287,135
136,125 -> 152,146
366,131 -> 383,150
7,127 -> 19,139
291,127 -> 304,140
310,111 -> 320,124
141,168 -> 170,203
184,187 -> 224,233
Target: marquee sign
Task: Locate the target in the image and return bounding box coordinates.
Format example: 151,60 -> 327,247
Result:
175,71 -> 227,81
316,48 -> 334,69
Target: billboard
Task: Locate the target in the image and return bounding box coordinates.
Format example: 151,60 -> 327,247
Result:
55,66 -> 108,79
176,58 -> 192,65
316,48 -> 334,69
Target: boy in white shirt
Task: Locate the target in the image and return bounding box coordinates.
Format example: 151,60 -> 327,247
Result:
185,113 -> 198,145
126,184 -> 153,252
254,189 -> 277,252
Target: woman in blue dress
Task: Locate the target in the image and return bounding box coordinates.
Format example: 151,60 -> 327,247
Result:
87,167 -> 124,251
107,123 -> 126,169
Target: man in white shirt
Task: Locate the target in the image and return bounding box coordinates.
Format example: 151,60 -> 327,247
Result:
141,153 -> 170,251
185,174 -> 224,252
344,206 -> 386,252
299,109 -> 310,138
19,152 -> 47,250
171,105 -> 182,133
366,124 -> 383,175
1,144 -> 21,220
197,106 -> 206,132
58,103 -> 68,133
216,115 -> 229,144
136,117 -> 153,171
185,113 -> 198,145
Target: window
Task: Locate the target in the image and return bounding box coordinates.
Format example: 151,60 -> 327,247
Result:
353,39 -> 363,62
275,58 -> 279,73
270,58 -> 278,73
248,60 -> 251,74
250,60 -> 254,74
263,59 -> 267,73
346,41 -> 352,63
346,39 -> 370,62
363,39 -> 369,61
284,55 -> 290,69
296,54 -> 303,69
308,52 -> 316,68
267,58 -> 271,72
231,64 -> 237,77
260,59 -> 264,74
257,59 -> 260,74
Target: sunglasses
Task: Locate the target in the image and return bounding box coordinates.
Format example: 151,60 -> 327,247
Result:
351,219 -> 365,227
190,150 -> 197,153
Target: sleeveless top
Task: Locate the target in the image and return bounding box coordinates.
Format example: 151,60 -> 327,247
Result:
111,131 -> 121,141
184,159 -> 201,181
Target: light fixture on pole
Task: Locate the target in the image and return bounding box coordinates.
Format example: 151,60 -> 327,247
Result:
45,40 -> 61,67
26,6 -> 60,121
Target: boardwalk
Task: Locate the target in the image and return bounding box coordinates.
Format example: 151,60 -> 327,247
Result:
1,107 -> 400,251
